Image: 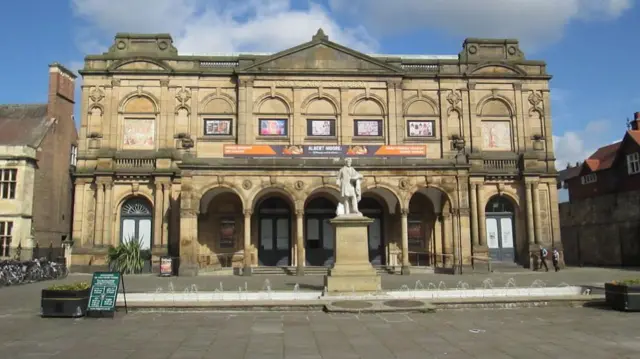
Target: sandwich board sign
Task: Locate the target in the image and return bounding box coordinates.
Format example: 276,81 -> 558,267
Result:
86,272 -> 128,318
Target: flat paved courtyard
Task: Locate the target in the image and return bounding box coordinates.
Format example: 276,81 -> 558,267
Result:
1,267 -> 639,358
0,308 -> 639,359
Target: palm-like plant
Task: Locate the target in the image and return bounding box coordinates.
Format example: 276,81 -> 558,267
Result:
107,236 -> 145,274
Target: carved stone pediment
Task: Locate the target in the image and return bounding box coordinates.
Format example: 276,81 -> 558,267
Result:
241,29 -> 401,74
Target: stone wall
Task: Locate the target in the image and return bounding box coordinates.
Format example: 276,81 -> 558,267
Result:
560,191 -> 640,267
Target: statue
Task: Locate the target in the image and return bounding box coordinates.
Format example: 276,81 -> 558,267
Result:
336,158 -> 363,216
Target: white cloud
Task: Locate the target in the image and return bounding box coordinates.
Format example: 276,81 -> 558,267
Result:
552,120 -> 620,171
329,0 -> 633,51
71,0 -> 378,54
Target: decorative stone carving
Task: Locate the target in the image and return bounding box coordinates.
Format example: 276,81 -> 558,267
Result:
336,158 -> 363,216
111,79 -> 121,87
136,85 -> 143,95
243,209 -> 253,216
89,86 -> 105,103
242,179 -> 253,190
159,79 -> 170,87
131,182 -> 139,194
446,90 -> 462,107
398,178 -> 410,190
294,180 -> 305,191
176,86 -> 191,106
528,91 -> 543,111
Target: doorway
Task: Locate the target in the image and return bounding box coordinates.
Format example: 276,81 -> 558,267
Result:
485,196 -> 516,262
120,197 -> 153,249
257,197 -> 291,266
305,197 -> 336,266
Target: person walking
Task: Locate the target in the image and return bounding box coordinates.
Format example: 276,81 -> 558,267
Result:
539,245 -> 549,272
552,247 -> 560,272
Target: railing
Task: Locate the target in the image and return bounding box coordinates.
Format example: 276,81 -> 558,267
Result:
200,61 -> 239,68
401,64 -> 439,72
470,255 -> 493,273
197,253 -> 236,269
483,159 -> 519,172
114,158 -> 156,170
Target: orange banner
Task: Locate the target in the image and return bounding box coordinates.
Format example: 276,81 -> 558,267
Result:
374,145 -> 426,156
223,145 -> 277,156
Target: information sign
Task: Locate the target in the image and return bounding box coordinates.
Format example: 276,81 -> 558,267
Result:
87,272 -> 128,317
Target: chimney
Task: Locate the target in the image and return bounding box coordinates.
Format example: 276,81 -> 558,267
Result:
633,112 -> 640,131
47,63 -> 76,121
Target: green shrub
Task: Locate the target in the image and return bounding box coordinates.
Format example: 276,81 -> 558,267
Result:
47,282 -> 90,291
107,237 -> 145,274
611,279 -> 640,286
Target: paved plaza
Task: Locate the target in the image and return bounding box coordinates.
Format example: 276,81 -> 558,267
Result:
1,267 -> 639,358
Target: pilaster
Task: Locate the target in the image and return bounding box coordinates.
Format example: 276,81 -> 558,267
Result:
154,181 -> 164,248
295,209 -> 305,276
162,183 -> 171,247
93,181 -> 105,247
102,181 -> 113,246
532,182 -> 542,245
442,211 -> 453,267
243,209 -> 252,275
469,183 -> 479,247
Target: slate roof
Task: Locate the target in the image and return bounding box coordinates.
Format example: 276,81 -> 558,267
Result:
584,141 -> 622,172
0,104 -> 53,147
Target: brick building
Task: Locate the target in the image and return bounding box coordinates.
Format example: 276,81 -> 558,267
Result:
72,31 -> 562,275
0,64 -> 78,259
558,112 -> 640,266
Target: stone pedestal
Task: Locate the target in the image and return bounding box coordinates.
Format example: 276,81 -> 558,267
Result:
324,215 -> 381,293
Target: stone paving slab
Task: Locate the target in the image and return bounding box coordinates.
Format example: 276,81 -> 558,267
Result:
0,307 -> 639,358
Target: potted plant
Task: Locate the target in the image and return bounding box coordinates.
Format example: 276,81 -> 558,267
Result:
605,279 -> 640,312
532,134 -> 545,151
107,237 -> 144,274
140,249 -> 153,273
41,281 -> 91,318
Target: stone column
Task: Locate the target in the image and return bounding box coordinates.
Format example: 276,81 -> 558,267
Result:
162,183 -> 171,247
178,209 -> 199,276
452,209 -> 460,273
72,179 -> 86,245
154,182 -> 164,248
525,182 -> 535,245
477,184 -> 486,246
102,182 -> 113,246
469,183 -> 479,247
296,209 -> 305,276
532,182 -> 542,244
243,209 -> 252,275
400,209 -> 410,275
433,214 -> 442,266
442,211 -> 453,267
93,182 -> 105,247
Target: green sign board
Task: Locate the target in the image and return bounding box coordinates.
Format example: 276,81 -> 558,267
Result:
87,272 -> 121,312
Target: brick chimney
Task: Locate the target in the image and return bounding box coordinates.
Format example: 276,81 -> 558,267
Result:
633,112 -> 640,131
47,63 -> 76,122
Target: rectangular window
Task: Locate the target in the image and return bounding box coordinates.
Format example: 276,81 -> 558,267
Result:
259,119 -> 287,136
0,169 -> 17,199
407,120 -> 435,137
627,153 -> 640,175
0,221 -> 13,257
307,119 -> 336,137
354,120 -> 383,137
580,173 -> 597,185
70,145 -> 78,167
204,119 -> 232,136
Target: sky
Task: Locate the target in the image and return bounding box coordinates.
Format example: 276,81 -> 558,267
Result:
1,0 -> 638,202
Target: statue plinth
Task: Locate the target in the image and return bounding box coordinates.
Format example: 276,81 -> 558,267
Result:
324,215 -> 381,293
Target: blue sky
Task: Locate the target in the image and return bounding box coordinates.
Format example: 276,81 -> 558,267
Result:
1,0 -> 638,182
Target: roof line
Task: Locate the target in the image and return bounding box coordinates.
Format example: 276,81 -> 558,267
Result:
177,51 -> 459,60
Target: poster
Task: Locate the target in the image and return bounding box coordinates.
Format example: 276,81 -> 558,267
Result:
408,221 -> 423,246
259,119 -> 287,136
220,219 -> 235,248
482,121 -> 512,151
308,120 -> 334,136
123,119 -> 155,149
355,120 -> 381,136
407,120 -> 434,137
223,144 -> 426,157
204,119 -> 231,135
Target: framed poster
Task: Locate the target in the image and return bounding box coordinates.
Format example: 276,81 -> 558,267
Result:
219,219 -> 235,249
123,118 -> 155,149
407,120 -> 435,137
259,119 -> 287,136
354,120 -> 382,136
408,220 -> 424,247
204,119 -> 232,136
307,119 -> 335,136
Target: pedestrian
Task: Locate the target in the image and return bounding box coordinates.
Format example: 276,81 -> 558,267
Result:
539,245 -> 549,272
552,247 -> 560,272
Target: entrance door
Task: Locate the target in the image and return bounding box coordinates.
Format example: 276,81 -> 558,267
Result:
368,218 -> 383,265
120,197 -> 153,249
486,216 -> 515,262
258,198 -> 291,266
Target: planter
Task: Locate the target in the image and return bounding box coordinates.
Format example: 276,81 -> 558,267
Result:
605,283 -> 640,312
41,288 -> 90,318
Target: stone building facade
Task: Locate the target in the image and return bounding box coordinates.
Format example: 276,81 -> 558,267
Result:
0,64 -> 78,260
72,31 -> 561,274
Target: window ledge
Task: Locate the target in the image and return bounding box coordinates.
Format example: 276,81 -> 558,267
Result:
197,136 -> 236,142
255,136 -> 290,142
304,136 -> 338,142
403,137 -> 439,143
351,136 -> 385,143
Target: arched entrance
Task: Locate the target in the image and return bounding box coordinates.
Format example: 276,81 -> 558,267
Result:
485,195 -> 516,262
407,188 -> 447,267
304,196 -> 336,266
199,189 -> 244,268
120,197 -> 153,249
257,196 -> 292,266
360,196 -> 385,265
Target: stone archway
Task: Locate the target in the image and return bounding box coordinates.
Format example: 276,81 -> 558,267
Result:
361,187 -> 402,266
304,187 -> 340,266
252,189 -> 296,267
407,187 -> 451,268
120,196 -> 154,250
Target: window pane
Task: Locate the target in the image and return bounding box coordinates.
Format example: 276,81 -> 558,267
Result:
0,222 -> 4,235
6,222 -> 12,235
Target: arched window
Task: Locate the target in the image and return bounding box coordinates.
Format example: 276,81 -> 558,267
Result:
120,197 -> 153,249
485,195 -> 514,214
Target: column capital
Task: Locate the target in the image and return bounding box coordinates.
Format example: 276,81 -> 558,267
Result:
243,209 -> 253,216
400,208 -> 409,217
295,209 -> 305,217
180,208 -> 199,217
